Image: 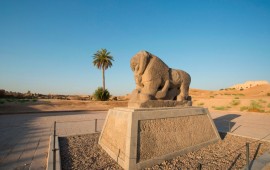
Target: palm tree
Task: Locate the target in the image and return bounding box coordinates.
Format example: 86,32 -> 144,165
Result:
92,49 -> 114,91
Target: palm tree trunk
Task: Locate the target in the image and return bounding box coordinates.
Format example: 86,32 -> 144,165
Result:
102,67 -> 105,91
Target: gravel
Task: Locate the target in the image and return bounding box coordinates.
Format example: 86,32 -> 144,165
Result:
59,133 -> 270,170
59,133 -> 122,170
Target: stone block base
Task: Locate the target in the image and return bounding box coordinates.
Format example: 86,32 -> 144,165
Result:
128,100 -> 192,108
98,107 -> 220,170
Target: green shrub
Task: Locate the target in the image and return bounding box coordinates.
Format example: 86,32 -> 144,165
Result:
32,99 -> 38,102
234,97 -> 239,99
18,99 -> 30,103
210,96 -> 214,98
93,87 -> 111,101
213,106 -> 226,110
267,93 -> 270,96
240,106 -> 248,111
248,100 -> 263,112
7,98 -> 15,102
198,102 -> 204,106
258,99 -> 267,103
230,100 -> 240,106
267,103 -> 270,108
0,100 -> 5,104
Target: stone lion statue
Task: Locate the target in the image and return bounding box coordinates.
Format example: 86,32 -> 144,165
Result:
130,50 -> 191,103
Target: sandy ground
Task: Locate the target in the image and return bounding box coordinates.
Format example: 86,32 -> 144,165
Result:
0,84 -> 269,114
191,84 -> 270,113
0,100 -> 128,114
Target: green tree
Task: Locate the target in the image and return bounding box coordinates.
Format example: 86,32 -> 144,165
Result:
92,49 -> 114,90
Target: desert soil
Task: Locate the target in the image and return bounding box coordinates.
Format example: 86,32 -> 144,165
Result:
59,133 -> 270,170
0,99 -> 128,114
190,84 -> 270,113
1,84 -> 269,114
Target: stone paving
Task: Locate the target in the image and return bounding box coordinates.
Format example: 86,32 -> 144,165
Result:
0,111 -> 107,170
0,110 -> 269,170
211,111 -> 270,141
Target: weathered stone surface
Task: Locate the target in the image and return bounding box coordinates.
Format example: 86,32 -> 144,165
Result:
138,114 -> 217,162
99,109 -> 128,161
98,107 -> 220,170
129,50 -> 191,107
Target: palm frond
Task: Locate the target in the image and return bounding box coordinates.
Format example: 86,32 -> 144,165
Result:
92,48 -> 114,70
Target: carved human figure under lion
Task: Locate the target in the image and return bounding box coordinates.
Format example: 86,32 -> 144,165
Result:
129,50 -> 191,104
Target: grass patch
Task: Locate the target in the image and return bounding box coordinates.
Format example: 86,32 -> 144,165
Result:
6,98 -> 16,102
236,94 -> 245,96
210,96 -> 215,98
234,97 -> 239,99
0,98 -> 38,104
232,93 -> 245,96
213,106 -> 227,110
258,99 -> 267,103
17,99 -> 30,103
248,100 -> 264,112
198,102 -> 204,106
240,101 -> 265,112
268,103 -> 270,108
240,106 -> 248,111
32,99 -> 38,102
0,100 -> 5,104
230,100 -> 240,106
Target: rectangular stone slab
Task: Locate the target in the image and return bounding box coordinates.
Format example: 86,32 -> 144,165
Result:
98,107 -> 220,170
128,100 -> 192,108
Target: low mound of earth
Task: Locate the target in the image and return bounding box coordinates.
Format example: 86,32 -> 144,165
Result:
230,80 -> 269,90
190,84 -> 270,113
190,84 -> 270,98
59,133 -> 270,170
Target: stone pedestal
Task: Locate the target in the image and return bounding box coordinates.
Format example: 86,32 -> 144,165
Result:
128,100 -> 192,108
98,107 -> 220,170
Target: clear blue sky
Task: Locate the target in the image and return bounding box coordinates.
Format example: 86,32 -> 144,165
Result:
0,0 -> 270,95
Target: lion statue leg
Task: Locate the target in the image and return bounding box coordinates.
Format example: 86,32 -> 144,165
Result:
177,82 -> 190,101
140,78 -> 162,102
174,70 -> 191,101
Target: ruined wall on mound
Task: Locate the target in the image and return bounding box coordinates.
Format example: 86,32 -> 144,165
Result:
230,80 -> 269,90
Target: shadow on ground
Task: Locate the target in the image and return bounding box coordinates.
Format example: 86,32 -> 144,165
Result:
0,105 -> 108,170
